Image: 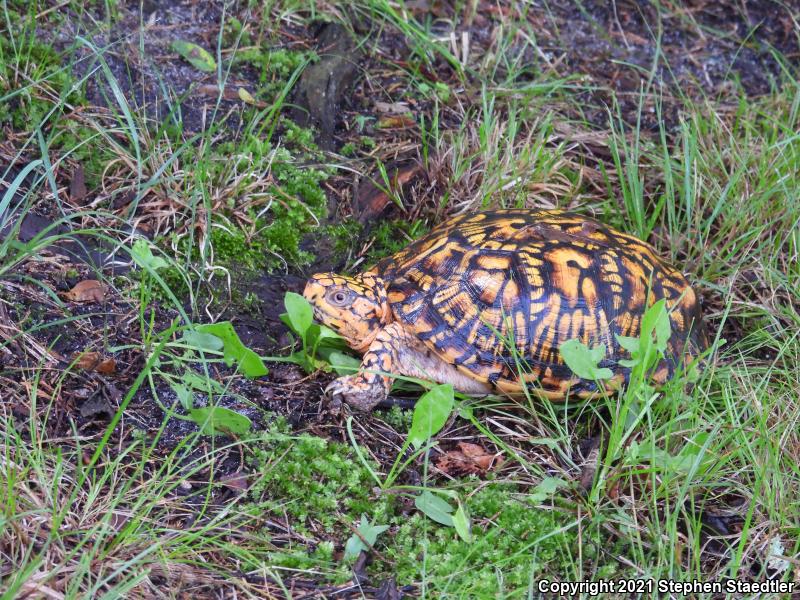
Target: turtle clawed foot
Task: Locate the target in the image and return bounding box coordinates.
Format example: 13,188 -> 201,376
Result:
324,375 -> 385,412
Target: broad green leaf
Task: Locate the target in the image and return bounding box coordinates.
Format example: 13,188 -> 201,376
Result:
452,503 -> 472,543
408,384 -> 455,449
197,321 -> 268,378
326,350 -> 361,375
615,335 -> 640,354
343,515 -> 389,561
316,324 -> 346,344
170,383 -> 194,410
181,330 -> 224,352
171,40 -> 216,72
189,406 -> 252,435
181,371 -> 226,394
131,239 -> 168,271
415,490 -> 454,526
283,292 -> 314,339
641,299 -> 670,352
654,306 -> 671,351
559,339 -> 614,380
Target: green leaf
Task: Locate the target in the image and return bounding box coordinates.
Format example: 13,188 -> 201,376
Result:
171,40 -> 216,72
615,335 -> 640,354
528,476 -> 568,503
654,303 -> 671,351
452,503 -> 472,543
196,322 -> 268,378
189,406 -> 252,436
181,330 -> 224,352
559,339 -> 614,380
283,291 -> 314,339
131,239 -> 169,271
641,299 -> 670,352
408,384 -> 455,449
170,383 -> 194,410
181,371 -> 226,394
316,324 -> 345,344
343,515 -> 389,561
415,490 -> 454,526
326,351 -> 361,375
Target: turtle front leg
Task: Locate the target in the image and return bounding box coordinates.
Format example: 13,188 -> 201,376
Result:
325,322 -> 407,411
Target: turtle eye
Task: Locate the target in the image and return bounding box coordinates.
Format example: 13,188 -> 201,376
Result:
327,288 -> 352,307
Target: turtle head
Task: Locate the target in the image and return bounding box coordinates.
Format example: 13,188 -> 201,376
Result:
303,272 -> 390,352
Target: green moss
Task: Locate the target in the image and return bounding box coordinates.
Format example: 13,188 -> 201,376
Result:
379,405 -> 414,433
382,484 -> 581,595
365,218 -> 429,264
248,421 -> 393,532
340,142 -> 357,156
319,219 -> 363,258
0,23 -> 85,129
230,45 -> 315,93
51,122 -> 116,190
160,119 -> 330,281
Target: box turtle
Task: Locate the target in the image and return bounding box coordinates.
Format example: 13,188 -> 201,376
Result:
304,209 -> 707,411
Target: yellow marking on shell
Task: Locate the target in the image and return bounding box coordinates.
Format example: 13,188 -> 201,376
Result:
670,311 -> 685,332
523,265 -> 545,291
475,254 -> 511,270
651,365 -> 669,384
547,248 -> 590,306
629,314 -> 641,337
531,295 -> 561,362
558,312 -> 572,340
581,277 -> 598,308
388,290 -> 407,304
518,250 -> 544,267
520,368 -> 543,383
617,312 -> 634,338
502,280 -> 519,311
412,270 -> 439,291
681,286 -> 697,311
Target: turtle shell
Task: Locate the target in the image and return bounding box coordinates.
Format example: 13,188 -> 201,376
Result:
371,209 -> 706,398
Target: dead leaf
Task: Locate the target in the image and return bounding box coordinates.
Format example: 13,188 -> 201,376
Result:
436,442 -> 503,476
237,87 -> 266,107
353,162 -> 423,222
376,114 -> 416,129
578,436 -> 601,492
95,358 -> 116,374
219,471 -> 249,492
74,351 -> 116,374
375,100 -> 411,114
63,280 -> 107,303
607,480 -> 620,501
79,392 -> 113,419
70,164 -> 87,204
